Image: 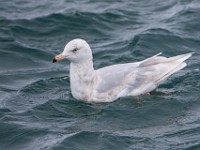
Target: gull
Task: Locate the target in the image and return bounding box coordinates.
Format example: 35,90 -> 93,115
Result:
53,39 -> 192,103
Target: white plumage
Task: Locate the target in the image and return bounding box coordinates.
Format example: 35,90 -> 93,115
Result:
53,39 -> 192,103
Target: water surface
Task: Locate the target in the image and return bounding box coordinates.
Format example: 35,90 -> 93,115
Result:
0,0 -> 200,149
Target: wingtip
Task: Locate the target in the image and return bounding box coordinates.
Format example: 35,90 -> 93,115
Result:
189,52 -> 194,56
173,52 -> 193,63
156,52 -> 162,56
184,52 -> 193,59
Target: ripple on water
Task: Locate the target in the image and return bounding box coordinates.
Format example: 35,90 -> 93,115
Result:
0,0 -> 200,150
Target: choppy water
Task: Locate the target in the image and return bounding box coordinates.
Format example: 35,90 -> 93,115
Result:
0,0 -> 200,149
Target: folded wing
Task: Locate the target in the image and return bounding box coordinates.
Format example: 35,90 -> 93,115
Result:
95,53 -> 192,97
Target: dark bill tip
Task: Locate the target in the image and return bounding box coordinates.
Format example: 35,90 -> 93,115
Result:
52,57 -> 57,63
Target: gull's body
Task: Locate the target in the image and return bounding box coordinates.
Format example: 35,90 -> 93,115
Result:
53,39 -> 192,103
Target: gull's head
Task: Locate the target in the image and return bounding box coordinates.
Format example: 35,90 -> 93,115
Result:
53,39 -> 93,63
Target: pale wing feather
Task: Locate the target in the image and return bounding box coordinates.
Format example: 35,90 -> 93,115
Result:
95,57 -> 168,95
95,53 -> 192,97
95,53 -> 167,94
126,64 -> 172,96
95,63 -> 139,93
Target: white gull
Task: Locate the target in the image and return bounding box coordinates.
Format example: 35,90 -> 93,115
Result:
53,39 -> 192,103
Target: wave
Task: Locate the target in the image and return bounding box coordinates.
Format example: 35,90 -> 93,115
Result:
1,1 -> 200,150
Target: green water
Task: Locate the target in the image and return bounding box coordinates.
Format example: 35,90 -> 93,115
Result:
0,0 -> 200,149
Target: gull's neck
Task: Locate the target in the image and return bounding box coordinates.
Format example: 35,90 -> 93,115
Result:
69,59 -> 96,100
70,59 -> 95,80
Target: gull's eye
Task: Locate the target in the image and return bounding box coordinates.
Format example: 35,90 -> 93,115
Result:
73,48 -> 78,53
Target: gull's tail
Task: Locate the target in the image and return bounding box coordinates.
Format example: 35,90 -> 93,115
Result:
156,52 -> 193,83
167,52 -> 193,63
139,52 -> 193,85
